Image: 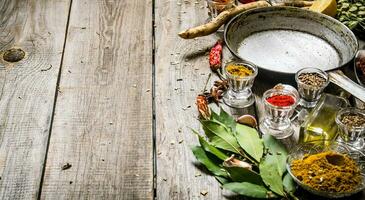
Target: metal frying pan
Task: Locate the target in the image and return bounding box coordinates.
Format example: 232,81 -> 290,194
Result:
224,6 -> 365,102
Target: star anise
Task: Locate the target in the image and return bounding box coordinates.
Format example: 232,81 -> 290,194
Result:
195,78 -> 228,118
198,79 -> 228,106
207,87 -> 223,105
214,79 -> 228,91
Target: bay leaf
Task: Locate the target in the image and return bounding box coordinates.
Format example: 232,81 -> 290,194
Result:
262,134 -> 288,156
262,134 -> 288,176
283,172 -> 296,194
223,182 -> 277,199
224,166 -> 263,185
210,108 -> 236,133
210,110 -> 221,121
215,176 -> 229,185
235,124 -> 263,163
259,156 -> 285,196
218,107 -> 236,132
192,129 -> 228,161
201,120 -> 241,154
191,146 -> 228,178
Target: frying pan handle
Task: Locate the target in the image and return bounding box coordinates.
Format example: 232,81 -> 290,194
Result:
329,70 -> 365,103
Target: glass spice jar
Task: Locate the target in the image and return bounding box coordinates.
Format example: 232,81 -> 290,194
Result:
223,61 -> 258,108
260,88 -> 299,139
336,107 -> 365,149
295,68 -> 329,108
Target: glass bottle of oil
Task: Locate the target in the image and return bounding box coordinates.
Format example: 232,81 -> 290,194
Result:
299,94 -> 349,145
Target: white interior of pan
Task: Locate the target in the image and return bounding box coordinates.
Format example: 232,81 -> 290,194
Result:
225,7 -> 358,74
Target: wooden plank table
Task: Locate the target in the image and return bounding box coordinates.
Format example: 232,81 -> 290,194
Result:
0,0 -> 364,199
0,0 -> 153,199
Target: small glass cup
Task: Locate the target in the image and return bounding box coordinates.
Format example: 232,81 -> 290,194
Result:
223,61 -> 258,108
205,0 -> 235,31
295,68 -> 329,108
259,88 -> 299,139
336,108 -> 365,149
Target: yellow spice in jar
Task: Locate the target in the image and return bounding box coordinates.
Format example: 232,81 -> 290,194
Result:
226,64 -> 253,77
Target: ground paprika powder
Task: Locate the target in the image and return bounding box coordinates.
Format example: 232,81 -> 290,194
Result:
266,94 -> 295,107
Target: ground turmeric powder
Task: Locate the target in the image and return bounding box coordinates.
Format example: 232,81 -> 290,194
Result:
291,151 -> 362,193
226,64 -> 253,77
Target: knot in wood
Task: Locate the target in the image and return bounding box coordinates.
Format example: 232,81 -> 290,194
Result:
3,48 -> 25,62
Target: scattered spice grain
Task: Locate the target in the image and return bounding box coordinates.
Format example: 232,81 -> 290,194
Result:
40,64 -> 53,72
200,190 -> 208,196
298,72 -> 326,87
61,163 -> 72,170
195,173 -> 202,177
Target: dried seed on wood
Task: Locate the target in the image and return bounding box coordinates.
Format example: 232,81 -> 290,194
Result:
41,64 -> 53,72
61,163 -> 72,170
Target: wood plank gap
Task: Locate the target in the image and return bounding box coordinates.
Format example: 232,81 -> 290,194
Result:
152,0 -> 157,199
37,0 -> 73,199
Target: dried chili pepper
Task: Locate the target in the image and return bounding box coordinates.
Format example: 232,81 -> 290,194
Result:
209,40 -> 223,71
196,95 -> 211,119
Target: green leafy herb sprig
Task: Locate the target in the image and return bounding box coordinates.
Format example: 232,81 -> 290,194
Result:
191,108 -> 298,199
336,0 -> 365,33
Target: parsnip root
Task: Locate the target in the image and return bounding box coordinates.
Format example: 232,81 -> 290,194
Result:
178,1 -> 270,39
275,1 -> 314,7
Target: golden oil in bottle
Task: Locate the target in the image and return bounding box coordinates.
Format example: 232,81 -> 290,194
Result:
299,94 -> 348,145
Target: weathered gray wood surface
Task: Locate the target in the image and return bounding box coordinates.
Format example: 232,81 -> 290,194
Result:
0,0 -> 70,199
154,0 -> 260,199
40,0 -> 153,199
0,0 -> 364,199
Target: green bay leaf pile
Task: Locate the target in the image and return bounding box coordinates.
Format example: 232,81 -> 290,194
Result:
191,108 -> 297,199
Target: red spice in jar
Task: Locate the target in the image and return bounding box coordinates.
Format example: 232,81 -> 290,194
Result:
266,94 -> 295,107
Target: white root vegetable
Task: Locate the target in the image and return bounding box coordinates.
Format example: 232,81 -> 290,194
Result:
275,1 -> 314,7
178,1 -> 270,39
